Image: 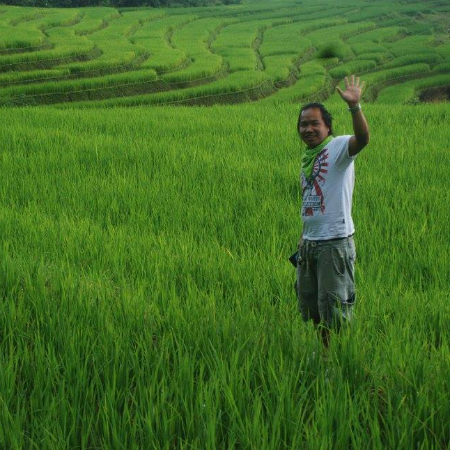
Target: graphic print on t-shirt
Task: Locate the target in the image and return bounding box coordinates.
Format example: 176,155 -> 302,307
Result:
301,148 -> 329,216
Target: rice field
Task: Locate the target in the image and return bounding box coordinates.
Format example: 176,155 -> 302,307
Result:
1,0 -> 450,448
1,101 -> 449,448
0,0 -> 449,105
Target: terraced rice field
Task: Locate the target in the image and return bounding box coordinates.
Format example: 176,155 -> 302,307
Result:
0,0 -> 449,106
0,0 -> 449,448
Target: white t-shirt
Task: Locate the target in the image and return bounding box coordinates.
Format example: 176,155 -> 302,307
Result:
300,135 -> 356,240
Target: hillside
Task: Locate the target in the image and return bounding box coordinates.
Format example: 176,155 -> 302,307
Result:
0,0 -> 449,107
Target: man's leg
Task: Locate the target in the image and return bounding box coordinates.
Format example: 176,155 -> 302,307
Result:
317,237 -> 356,332
296,243 -> 320,324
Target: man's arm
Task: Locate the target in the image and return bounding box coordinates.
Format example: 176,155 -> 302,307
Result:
336,75 -> 370,157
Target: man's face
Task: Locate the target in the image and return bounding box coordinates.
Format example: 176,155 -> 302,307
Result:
298,108 -> 330,148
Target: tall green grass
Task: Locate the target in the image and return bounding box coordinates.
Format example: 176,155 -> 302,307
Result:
0,24 -> 44,49
0,103 -> 448,448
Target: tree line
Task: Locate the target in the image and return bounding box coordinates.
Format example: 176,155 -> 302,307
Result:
2,0 -> 240,8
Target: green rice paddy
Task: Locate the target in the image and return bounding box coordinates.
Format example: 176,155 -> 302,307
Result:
0,0 -> 449,447
0,0 -> 450,105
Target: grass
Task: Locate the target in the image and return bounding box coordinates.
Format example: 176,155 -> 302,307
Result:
345,26 -> 406,44
71,8 -> 120,35
0,68 -> 70,85
350,42 -> 389,55
211,20 -> 263,73
263,54 -> 297,82
329,60 -> 377,79
359,63 -> 431,86
382,53 -> 442,69
217,47 -> 257,72
263,60 -> 328,102
131,14 -> 197,73
55,70 -> 269,107
355,52 -> 391,64
259,22 -> 312,57
160,18 -> 230,82
0,69 -> 158,105
0,2 -> 449,106
376,73 -> 450,103
0,24 -> 44,49
0,41 -> 94,70
386,35 -> 435,57
0,1 -> 450,447
0,103 -> 448,447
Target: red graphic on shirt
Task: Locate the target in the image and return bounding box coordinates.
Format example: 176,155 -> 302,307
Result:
301,149 -> 329,216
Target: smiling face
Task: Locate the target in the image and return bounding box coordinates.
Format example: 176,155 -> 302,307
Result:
298,107 -> 330,148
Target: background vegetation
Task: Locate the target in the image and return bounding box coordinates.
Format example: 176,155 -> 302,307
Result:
0,0 -> 449,447
0,0 -> 449,107
1,0 -> 241,10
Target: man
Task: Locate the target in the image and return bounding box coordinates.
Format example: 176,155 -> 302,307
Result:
296,75 -> 370,347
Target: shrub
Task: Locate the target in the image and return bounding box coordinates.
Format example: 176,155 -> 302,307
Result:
317,41 -> 351,59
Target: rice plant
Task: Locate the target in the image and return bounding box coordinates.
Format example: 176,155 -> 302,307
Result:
0,103 -> 448,447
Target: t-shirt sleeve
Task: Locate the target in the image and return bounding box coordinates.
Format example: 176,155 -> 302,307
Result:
334,135 -> 356,171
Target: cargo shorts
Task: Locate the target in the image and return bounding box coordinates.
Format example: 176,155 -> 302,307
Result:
296,235 -> 356,328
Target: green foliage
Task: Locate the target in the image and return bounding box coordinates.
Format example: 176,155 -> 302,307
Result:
306,21 -> 376,42
306,22 -> 376,61
350,42 -> 388,56
0,68 -> 157,104
383,53 -> 442,69
0,68 -> 70,85
435,62 -> 450,73
346,26 -> 406,44
0,1 -> 448,106
361,63 -> 431,85
263,60 -> 327,102
132,15 -> 196,72
385,35 -> 435,56
0,23 -> 44,49
436,42 -> 450,58
355,52 -> 391,63
329,60 -> 377,79
0,1 -> 450,446
0,40 -> 94,69
58,70 -> 269,106
376,74 -> 450,103
1,104 -> 449,447
260,22 -> 312,57
218,47 -> 257,72
160,17 -> 229,81
71,7 -> 119,35
211,20 -> 262,73
1,0 -> 240,7
317,40 -> 351,60
264,54 -> 296,82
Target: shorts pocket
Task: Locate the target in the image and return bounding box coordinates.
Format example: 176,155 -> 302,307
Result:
331,247 -> 346,276
324,291 -> 355,325
348,239 -> 356,263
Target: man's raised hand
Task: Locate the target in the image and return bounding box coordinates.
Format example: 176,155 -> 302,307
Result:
336,75 -> 365,106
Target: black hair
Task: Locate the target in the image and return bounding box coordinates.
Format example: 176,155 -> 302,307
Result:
297,102 -> 333,136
